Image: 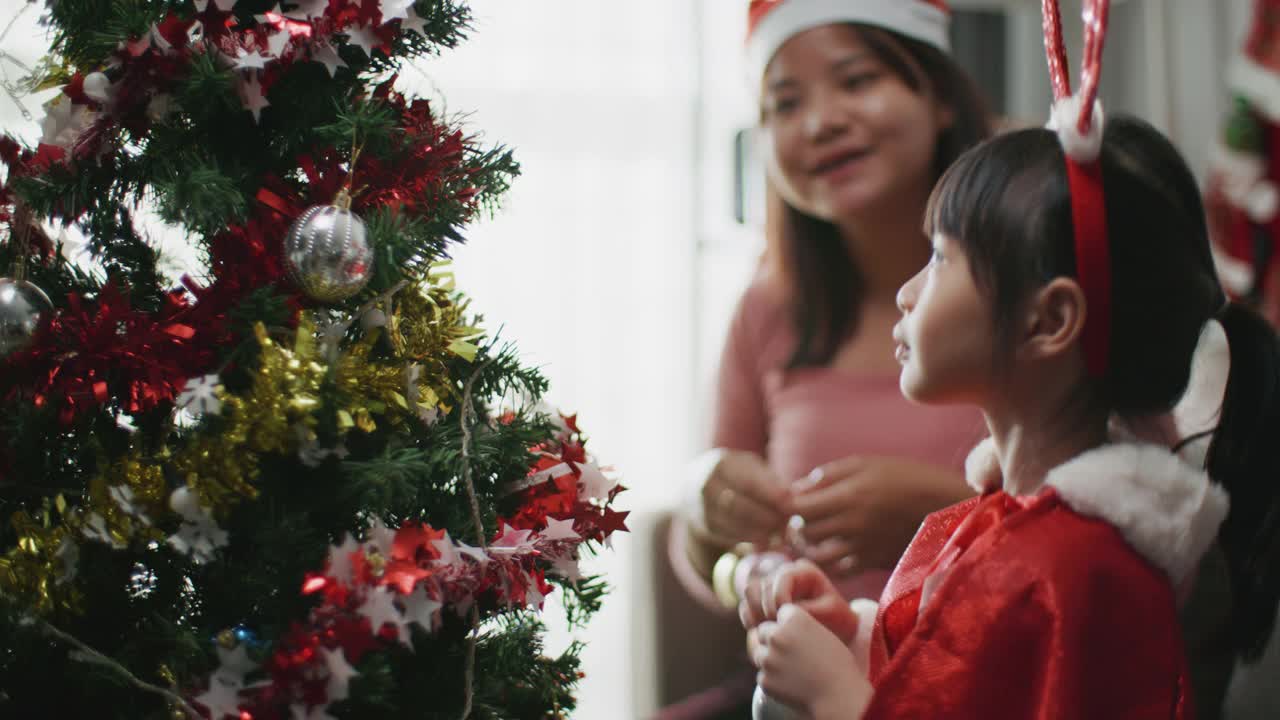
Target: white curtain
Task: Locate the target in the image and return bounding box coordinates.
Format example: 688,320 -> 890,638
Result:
408,2 -> 702,716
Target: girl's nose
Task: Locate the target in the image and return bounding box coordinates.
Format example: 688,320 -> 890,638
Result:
897,270 -> 922,313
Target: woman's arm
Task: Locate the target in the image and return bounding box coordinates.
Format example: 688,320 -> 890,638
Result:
668,449 -> 790,613
670,285 -> 789,607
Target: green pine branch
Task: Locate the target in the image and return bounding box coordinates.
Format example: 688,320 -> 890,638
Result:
0,2 -> 618,718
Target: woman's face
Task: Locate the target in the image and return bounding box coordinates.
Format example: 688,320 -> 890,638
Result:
759,25 -> 952,223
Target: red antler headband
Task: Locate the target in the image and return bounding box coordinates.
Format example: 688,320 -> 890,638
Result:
1043,0 -> 1111,378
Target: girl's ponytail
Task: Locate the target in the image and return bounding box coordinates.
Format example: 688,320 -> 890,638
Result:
1207,302 -> 1280,660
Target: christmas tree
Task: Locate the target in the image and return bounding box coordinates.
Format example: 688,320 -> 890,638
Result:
0,1 -> 628,718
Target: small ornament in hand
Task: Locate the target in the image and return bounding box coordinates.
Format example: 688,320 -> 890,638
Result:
751,516 -> 810,720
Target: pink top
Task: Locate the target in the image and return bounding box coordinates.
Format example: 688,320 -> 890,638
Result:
672,277 -> 986,610
715,279 -> 983,480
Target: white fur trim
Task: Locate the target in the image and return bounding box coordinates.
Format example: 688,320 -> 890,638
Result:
963,436 -> 1000,493
1044,444 -> 1229,586
1047,95 -> 1105,163
849,598 -> 878,669
964,317 -> 1228,490
746,0 -> 950,85
1112,317 -> 1231,469
1228,54 -> 1280,122
1172,318 -> 1229,468
961,437 -> 1229,586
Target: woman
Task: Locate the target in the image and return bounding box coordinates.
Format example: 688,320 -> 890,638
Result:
662,1 -> 993,716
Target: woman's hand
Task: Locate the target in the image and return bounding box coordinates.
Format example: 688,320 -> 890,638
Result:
753,604 -> 872,719
740,559 -> 858,646
792,456 -> 971,575
699,450 -> 792,546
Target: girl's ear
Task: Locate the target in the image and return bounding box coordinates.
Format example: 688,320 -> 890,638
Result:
1020,277 -> 1088,362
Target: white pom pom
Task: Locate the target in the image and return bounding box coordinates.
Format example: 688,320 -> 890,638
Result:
1047,95 -> 1105,162
963,436 -> 1001,493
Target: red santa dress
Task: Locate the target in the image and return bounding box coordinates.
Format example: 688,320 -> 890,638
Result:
863,439 -> 1229,719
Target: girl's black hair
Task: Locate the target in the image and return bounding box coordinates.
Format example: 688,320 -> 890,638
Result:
773,27 -> 993,368
926,115 -> 1280,662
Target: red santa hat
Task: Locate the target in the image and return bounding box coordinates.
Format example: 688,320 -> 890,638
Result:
746,0 -> 951,83
1228,0 -> 1280,120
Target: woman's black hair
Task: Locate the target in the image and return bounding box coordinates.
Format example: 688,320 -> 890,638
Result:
772,27 -> 993,368
926,115 -> 1280,661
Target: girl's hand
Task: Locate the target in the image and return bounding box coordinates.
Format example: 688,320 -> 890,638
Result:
753,604 -> 872,719
739,559 -> 859,646
793,456 -> 971,575
699,450 -> 792,545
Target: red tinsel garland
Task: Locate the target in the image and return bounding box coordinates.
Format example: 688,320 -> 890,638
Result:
0,3 -> 490,425
0,282 -> 204,423
195,421 -> 628,719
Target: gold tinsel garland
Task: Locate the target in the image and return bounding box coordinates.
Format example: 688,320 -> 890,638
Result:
0,274 -> 481,615
0,509 -> 81,615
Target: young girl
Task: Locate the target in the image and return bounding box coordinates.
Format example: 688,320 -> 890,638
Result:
739,113 -> 1280,718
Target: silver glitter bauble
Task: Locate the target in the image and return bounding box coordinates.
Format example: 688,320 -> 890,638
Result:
752,685 -> 802,720
283,191 -> 374,303
0,277 -> 52,357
